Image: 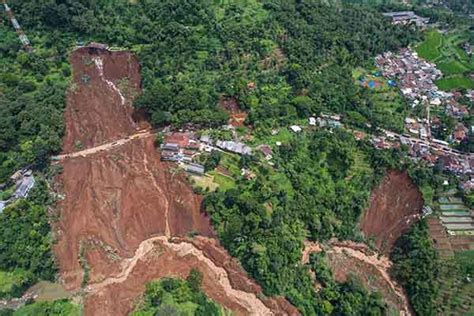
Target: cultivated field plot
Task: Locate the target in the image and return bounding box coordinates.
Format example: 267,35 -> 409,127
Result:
429,212 -> 474,314
434,191 -> 474,250
416,29 -> 474,90
427,216 -> 454,258
439,204 -> 468,211
437,258 -> 474,315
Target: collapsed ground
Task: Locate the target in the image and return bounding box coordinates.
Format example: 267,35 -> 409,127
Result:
52,47 -> 426,316
53,48 -> 296,315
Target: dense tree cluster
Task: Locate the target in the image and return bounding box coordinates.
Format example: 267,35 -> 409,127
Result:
132,270 -> 223,316
309,252 -> 387,315
391,220 -> 440,315
0,22 -> 69,182
0,299 -> 80,316
0,179 -> 57,297
8,0 -> 418,132
205,130 -> 386,313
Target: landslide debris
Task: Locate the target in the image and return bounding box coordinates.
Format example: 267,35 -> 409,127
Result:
360,171 -> 424,253
54,48 -> 297,315
302,241 -> 411,315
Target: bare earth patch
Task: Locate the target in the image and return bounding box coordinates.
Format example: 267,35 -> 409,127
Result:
53,48 -> 297,316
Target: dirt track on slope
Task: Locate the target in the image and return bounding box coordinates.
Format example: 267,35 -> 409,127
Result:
54,48 -> 297,316
302,241 -> 411,315
360,171 -> 423,253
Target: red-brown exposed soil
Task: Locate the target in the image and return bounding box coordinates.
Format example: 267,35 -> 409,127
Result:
54,48 -> 297,315
84,237 -> 297,316
62,49 -> 140,153
302,241 -> 411,315
219,96 -> 248,127
427,217 -> 454,258
360,171 -> 424,253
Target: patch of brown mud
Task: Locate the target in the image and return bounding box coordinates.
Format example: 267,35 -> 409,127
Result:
62,48 -> 141,153
55,136 -> 213,289
85,237 -> 298,316
219,96 -> 248,127
360,171 -> 423,253
55,48 -> 296,315
303,241 -> 411,315
302,241 -> 322,264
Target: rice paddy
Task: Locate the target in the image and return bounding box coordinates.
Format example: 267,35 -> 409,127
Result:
416,29 -> 474,91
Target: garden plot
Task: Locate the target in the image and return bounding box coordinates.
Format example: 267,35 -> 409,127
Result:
441,216 -> 473,223
437,192 -> 474,237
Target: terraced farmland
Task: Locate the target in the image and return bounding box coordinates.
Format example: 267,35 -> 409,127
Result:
437,192 -> 474,238
416,29 -> 474,90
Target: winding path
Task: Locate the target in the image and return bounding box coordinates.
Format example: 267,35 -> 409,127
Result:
85,236 -> 273,315
303,241 -> 411,316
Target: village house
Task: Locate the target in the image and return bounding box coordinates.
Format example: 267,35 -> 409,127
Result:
372,137 -> 391,150
0,169 -> 35,213
460,178 -> 474,191
183,163 -> 205,175
259,145 -> 273,160
376,48 -> 442,105
216,140 -> 252,155
290,125 -> 302,133
382,11 -> 429,26
453,124 -> 468,142
353,130 -> 366,141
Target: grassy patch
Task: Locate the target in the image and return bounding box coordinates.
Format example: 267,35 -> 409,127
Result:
209,171 -> 236,191
253,127 -> 295,146
0,269 -> 34,299
27,281 -> 70,302
219,152 -> 241,176
416,29 -> 474,91
455,250 -> 474,276
354,68 -> 406,132
436,76 -> 474,90
437,60 -> 468,75
190,174 -> 218,192
416,30 -> 443,61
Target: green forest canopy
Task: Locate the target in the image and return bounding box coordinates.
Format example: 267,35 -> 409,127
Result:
132,270 -> 223,316
1,0 -> 419,182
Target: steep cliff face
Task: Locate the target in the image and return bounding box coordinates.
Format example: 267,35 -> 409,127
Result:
360,171 -> 424,253
54,48 -> 297,316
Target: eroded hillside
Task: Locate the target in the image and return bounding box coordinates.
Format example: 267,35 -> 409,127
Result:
53,48 -> 297,316
360,171 -> 424,253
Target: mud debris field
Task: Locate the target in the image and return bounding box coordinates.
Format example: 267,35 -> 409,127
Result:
360,171 -> 424,253
53,48 -> 297,316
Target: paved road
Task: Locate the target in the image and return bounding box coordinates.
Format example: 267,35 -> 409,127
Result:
53,130 -> 152,161
380,128 -> 474,159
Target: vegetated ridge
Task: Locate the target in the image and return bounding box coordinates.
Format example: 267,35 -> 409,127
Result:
53,47 -> 296,316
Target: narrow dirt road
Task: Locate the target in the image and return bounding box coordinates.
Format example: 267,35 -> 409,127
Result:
54,130 -> 152,160
54,47 -> 297,316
